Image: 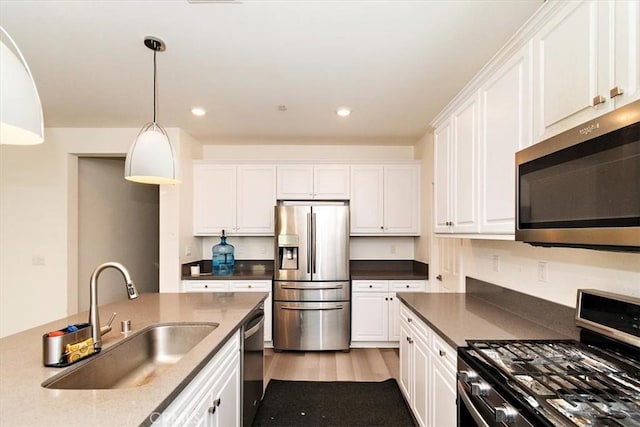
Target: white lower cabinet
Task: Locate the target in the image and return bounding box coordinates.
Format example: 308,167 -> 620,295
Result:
158,330 -> 241,427
399,303 -> 457,427
182,280 -> 272,344
351,280 -> 427,346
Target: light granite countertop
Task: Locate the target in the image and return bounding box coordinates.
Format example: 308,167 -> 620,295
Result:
0,292 -> 267,427
397,293 -> 571,349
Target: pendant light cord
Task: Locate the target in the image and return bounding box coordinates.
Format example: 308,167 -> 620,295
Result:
153,43 -> 157,124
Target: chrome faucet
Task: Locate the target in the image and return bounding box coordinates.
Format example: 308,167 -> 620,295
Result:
89,262 -> 138,351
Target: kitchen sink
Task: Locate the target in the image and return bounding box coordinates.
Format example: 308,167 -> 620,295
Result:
42,322 -> 218,389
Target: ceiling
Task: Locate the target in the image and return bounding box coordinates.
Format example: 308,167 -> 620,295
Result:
0,0 -> 543,145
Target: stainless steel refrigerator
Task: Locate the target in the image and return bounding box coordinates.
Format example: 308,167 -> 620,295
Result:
273,202 -> 350,351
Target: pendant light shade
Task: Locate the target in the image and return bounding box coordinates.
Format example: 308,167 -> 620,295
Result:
0,26 -> 44,145
125,36 -> 180,185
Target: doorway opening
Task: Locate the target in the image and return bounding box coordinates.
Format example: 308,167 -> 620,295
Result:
77,157 -> 159,312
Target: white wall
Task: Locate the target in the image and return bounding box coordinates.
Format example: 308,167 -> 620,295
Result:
200,235 -> 416,261
460,239 -> 640,307
0,127 -> 191,337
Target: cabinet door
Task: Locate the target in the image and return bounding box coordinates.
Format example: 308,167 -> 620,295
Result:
313,165 -> 350,199
182,281 -> 228,292
384,165 -> 420,234
533,1 -> 604,141
236,165 -> 276,234
433,121 -> 452,233
276,165 -> 314,199
610,0 -> 640,109
431,354 -> 457,427
209,354 -> 241,427
194,165 -> 236,235
350,165 -> 384,234
398,322 -> 413,402
388,293 -> 400,341
451,96 -> 479,233
479,43 -> 532,234
413,333 -> 430,427
351,292 -> 389,342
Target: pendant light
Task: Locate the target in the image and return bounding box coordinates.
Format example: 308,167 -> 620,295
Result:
0,26 -> 44,145
125,36 -> 180,185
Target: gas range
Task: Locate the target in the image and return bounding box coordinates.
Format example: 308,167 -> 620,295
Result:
457,290 -> 640,427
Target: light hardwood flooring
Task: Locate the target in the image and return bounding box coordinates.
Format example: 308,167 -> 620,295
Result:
264,348 -> 399,384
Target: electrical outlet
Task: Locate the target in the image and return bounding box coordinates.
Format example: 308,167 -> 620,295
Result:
492,255 -> 500,272
537,261 -> 548,282
390,245 -> 396,254
185,246 -> 192,257
32,255 -> 45,266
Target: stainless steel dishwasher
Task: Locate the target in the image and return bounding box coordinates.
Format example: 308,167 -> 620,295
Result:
243,305 -> 264,427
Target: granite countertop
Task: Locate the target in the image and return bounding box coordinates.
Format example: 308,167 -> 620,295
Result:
0,292 -> 267,427
350,260 -> 428,281
397,293 -> 571,349
182,259 -> 274,281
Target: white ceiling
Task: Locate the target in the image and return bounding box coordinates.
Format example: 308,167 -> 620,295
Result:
0,0 -> 543,145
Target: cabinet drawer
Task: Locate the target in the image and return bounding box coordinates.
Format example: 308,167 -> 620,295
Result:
390,280 -> 426,292
352,280 -> 389,292
400,305 -> 429,338
182,281 -> 227,292
229,281 -> 270,291
431,332 -> 457,371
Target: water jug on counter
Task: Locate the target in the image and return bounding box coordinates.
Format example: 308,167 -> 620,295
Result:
212,230 -> 235,275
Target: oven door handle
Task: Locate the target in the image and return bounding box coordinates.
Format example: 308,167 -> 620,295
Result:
280,305 -> 344,311
457,382 -> 490,427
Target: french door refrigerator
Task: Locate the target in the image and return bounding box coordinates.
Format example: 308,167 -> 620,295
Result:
273,202 -> 350,351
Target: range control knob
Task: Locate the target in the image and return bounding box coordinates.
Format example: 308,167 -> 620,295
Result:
471,381 -> 491,397
458,370 -> 478,383
495,405 -> 518,424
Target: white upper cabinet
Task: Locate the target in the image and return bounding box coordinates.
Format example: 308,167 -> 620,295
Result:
533,0 -> 640,141
351,164 -> 420,235
193,164 -> 276,235
434,96 -> 480,234
277,164 -> 350,200
479,43 -> 533,234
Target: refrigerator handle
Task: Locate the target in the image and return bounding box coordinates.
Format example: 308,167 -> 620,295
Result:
312,212 -> 317,274
306,212 -> 312,274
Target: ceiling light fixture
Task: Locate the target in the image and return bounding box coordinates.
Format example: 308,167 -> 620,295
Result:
0,26 -> 44,145
336,107 -> 351,117
125,36 -> 180,185
191,107 -> 206,117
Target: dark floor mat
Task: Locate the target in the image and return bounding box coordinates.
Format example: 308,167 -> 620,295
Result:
251,378 -> 416,426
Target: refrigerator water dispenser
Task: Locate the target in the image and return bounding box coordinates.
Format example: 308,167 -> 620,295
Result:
277,235 -> 299,270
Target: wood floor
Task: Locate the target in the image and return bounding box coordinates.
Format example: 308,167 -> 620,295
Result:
264,348 -> 399,384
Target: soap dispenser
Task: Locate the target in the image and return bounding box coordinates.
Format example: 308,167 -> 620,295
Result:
212,230 -> 235,275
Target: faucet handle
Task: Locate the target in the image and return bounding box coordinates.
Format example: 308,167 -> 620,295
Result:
100,312 -> 117,336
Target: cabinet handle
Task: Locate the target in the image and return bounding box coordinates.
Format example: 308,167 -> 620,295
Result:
208,398 -> 221,414
248,284 -> 252,288
407,337 -> 414,344
369,285 -> 373,288
390,297 -> 393,301
380,226 -> 384,230
407,318 -> 413,323
204,284 -> 209,288
610,86 -> 624,98
439,350 -> 446,357
406,285 -> 410,288
385,297 -> 388,301
592,95 -> 606,106
436,275 -> 443,281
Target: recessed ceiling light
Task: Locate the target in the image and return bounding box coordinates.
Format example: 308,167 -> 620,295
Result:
336,108 -> 351,117
191,107 -> 206,117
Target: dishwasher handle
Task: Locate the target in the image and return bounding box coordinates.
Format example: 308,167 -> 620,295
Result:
244,311 -> 265,340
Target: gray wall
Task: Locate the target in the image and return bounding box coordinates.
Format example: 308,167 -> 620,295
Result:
77,157 -> 159,312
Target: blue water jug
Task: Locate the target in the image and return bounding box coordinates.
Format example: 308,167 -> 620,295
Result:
212,230 -> 235,275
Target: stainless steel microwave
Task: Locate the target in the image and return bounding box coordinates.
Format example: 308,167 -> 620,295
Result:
515,100 -> 640,252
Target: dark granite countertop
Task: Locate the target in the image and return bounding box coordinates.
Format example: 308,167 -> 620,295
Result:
350,260 -> 428,280
182,260 -> 273,281
397,291 -> 574,349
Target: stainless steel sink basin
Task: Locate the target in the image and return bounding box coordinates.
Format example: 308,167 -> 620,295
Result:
42,322 -> 218,389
